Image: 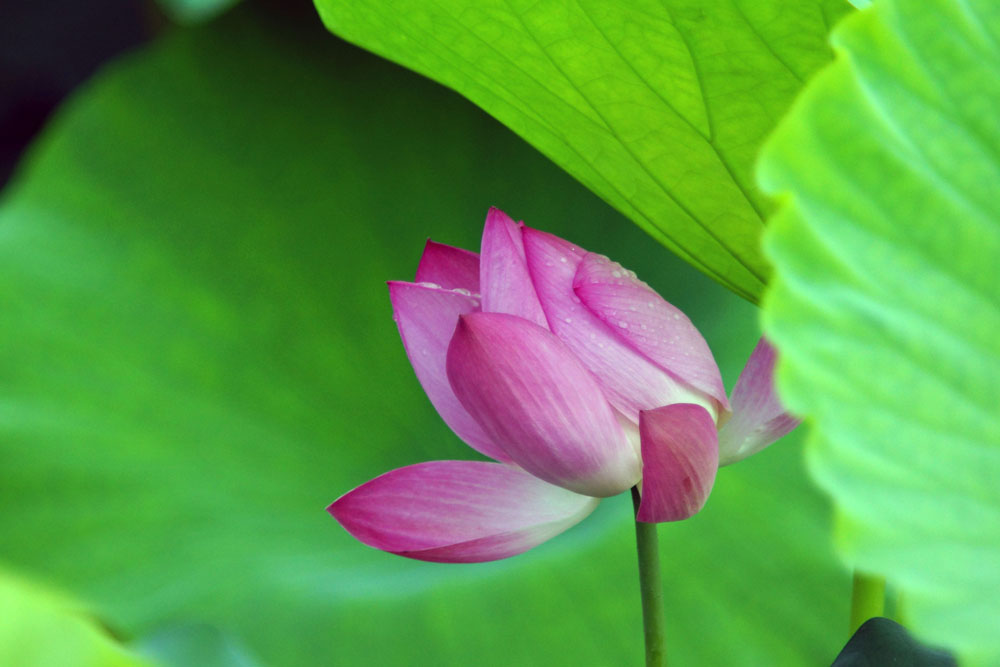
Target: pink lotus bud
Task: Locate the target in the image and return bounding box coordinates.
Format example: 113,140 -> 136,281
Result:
330,209 -> 798,561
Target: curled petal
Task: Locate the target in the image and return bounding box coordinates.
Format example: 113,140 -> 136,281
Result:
479,208 -> 548,328
446,312 -> 639,496
414,240 -> 480,293
637,403 -> 719,523
573,252 -> 728,412
718,339 -> 801,465
330,461 -> 599,563
389,281 -> 510,462
522,228 -> 716,423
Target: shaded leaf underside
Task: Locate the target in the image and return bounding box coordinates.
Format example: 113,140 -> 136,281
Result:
315,0 -> 853,302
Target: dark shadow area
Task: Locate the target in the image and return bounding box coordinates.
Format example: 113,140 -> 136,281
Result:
0,0 -> 153,188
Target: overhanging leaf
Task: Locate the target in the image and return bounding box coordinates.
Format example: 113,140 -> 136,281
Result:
758,0 -> 1000,663
313,0 -> 853,303
0,5 -> 847,665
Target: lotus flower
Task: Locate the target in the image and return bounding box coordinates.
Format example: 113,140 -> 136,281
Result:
329,209 -> 798,563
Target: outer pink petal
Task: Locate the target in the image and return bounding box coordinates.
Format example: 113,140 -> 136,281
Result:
718,339 -> 801,465
414,240 -> 480,293
446,312 -> 639,497
522,228 -> 716,423
329,460 -> 599,563
637,404 -> 719,523
573,252 -> 728,412
479,208 -> 548,328
388,281 -> 510,462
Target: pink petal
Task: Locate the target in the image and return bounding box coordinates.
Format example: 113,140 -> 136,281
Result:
388,281 -> 510,462
414,240 -> 480,293
446,312 -> 639,496
479,208 -> 548,328
573,252 -> 728,411
637,403 -> 719,523
718,339 -> 801,465
522,228 -> 717,423
329,460 -> 599,563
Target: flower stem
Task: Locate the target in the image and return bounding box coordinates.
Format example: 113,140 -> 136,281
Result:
631,486 -> 667,667
849,570 -> 886,636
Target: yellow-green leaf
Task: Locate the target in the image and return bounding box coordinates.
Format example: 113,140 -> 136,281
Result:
314,0 -> 853,302
759,0 -> 1000,662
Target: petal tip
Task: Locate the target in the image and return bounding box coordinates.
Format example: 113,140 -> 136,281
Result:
486,206 -> 512,219
718,337 -> 799,464
414,239 -> 480,292
329,461 -> 600,562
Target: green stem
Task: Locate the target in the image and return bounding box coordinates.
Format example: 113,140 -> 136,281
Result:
631,486 -> 667,667
849,570 -> 886,636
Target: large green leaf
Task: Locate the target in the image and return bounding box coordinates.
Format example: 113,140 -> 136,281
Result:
0,5 -> 846,665
312,0 -> 852,303
0,569 -> 147,667
758,0 -> 1000,663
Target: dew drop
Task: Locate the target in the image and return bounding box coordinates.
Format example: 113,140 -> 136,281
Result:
559,256 -> 568,263
617,320 -> 628,329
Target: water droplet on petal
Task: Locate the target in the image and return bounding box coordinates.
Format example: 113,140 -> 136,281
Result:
618,320 -> 628,329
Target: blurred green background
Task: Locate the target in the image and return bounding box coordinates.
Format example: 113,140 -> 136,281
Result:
0,1 -> 848,664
